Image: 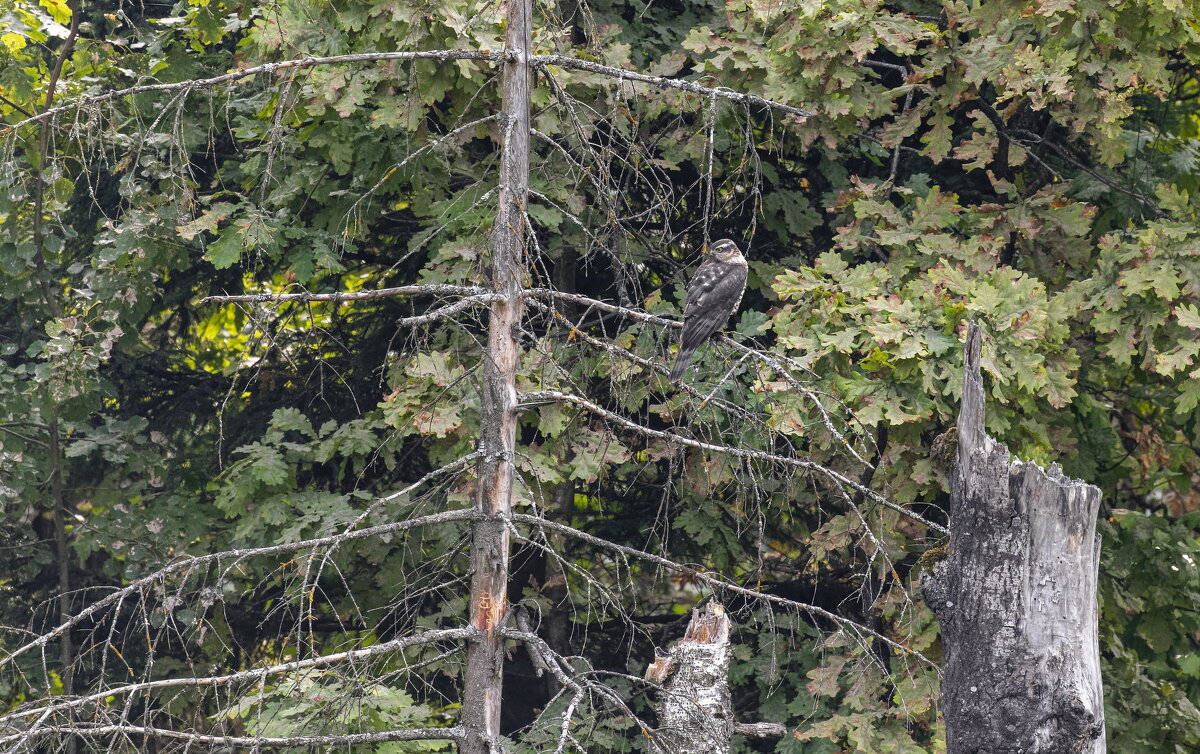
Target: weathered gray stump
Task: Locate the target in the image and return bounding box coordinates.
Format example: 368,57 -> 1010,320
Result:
923,325 -> 1106,754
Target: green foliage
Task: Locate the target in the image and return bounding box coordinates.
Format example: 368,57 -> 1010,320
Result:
1101,511 -> 1200,752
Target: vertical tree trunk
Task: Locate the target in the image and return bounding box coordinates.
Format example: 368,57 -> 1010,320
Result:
924,324 -> 1106,754
460,1 -> 531,752
650,602 -> 734,754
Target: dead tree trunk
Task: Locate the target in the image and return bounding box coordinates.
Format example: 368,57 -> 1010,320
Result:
647,603 -> 787,753
923,324 -> 1105,754
460,1 -> 531,752
650,602 -> 734,754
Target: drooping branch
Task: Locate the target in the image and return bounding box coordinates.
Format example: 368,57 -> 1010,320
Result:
3,725 -> 464,749
0,457 -> 482,672
516,389 -> 947,534
524,294 -> 871,465
521,290 -> 873,465
501,625 -> 590,754
510,513 -> 938,668
531,55 -> 813,118
3,50 -> 512,133
0,628 -> 475,727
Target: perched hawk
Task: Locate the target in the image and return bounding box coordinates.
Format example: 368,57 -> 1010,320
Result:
669,238 -> 748,380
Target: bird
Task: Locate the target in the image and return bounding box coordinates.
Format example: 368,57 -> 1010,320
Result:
669,238 -> 748,381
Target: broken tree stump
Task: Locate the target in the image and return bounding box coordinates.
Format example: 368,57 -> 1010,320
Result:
646,602 -> 788,753
649,602 -> 733,753
922,324 -> 1106,754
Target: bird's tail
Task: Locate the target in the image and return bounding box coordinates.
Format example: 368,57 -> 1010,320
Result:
669,348 -> 694,381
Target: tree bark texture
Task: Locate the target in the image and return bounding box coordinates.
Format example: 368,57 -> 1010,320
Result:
924,324 -> 1105,754
651,602 -> 733,754
460,1 -> 531,752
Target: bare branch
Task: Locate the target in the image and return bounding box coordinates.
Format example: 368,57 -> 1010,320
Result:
0,628 -> 475,726
526,288 -> 882,469
3,725 -> 464,748
734,722 -> 789,737
3,50 -> 511,133
532,55 -> 813,119
524,297 -> 750,418
501,626 -> 660,754
510,513 -> 939,669
0,456 -> 483,671
502,627 -> 581,695
517,389 -> 947,534
725,344 -> 873,467
523,287 -> 678,327
202,284 -> 488,305
397,293 -> 507,326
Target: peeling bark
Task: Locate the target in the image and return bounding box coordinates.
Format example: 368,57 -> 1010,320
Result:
651,603 -> 733,754
924,324 -> 1105,754
460,1 -> 531,752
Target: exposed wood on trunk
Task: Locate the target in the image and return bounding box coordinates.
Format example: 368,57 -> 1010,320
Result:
460,0 -> 531,752
923,324 -> 1105,754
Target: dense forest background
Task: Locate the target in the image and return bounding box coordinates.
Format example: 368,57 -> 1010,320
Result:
1,0 -> 1198,751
